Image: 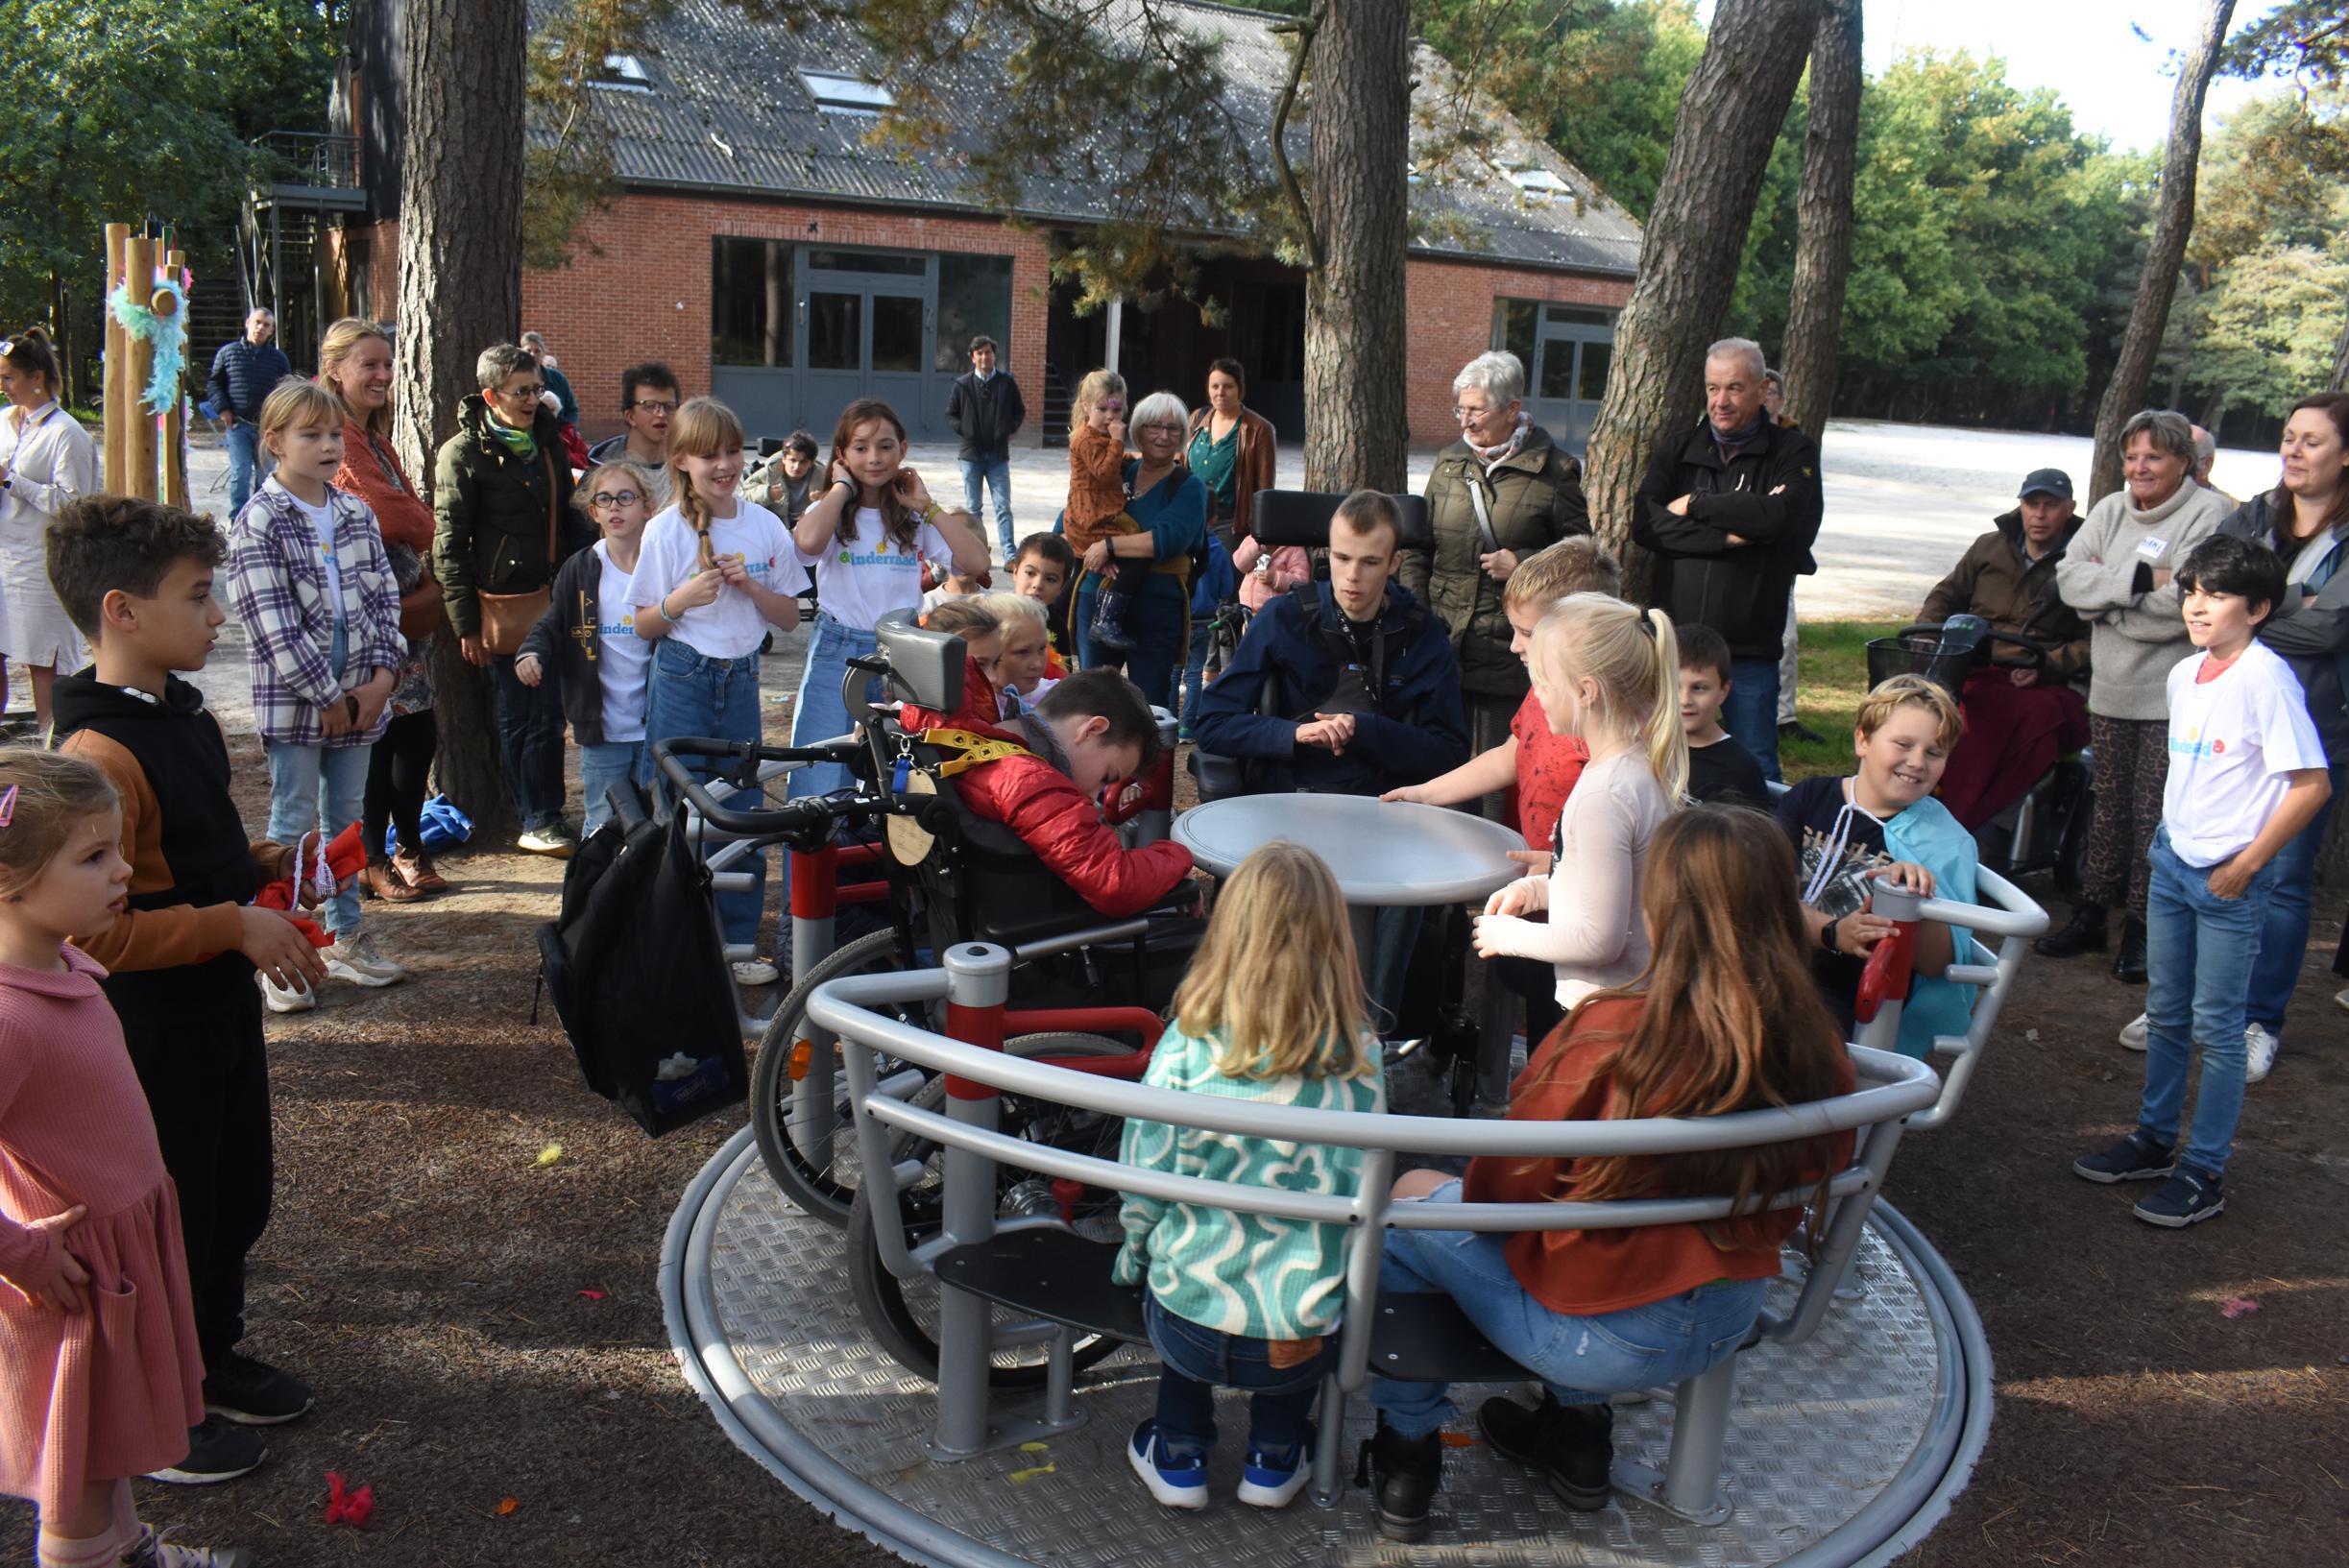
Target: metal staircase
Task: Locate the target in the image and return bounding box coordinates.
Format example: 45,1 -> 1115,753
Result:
240,133 -> 367,372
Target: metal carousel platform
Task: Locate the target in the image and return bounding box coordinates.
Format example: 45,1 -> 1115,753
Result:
664,1124 -> 1992,1568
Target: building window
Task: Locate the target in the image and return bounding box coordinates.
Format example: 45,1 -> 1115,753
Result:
805,248 -> 927,277
1545,303 -> 1611,327
712,238 -> 792,368
801,71 -> 894,115
593,54 -> 652,91
1505,167 -> 1572,203
1492,299 -> 1537,370
934,254 -> 1012,372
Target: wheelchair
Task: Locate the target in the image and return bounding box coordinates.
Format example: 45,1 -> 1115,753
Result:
1866,612 -> 2092,894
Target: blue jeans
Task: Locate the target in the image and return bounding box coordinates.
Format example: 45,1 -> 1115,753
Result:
224,420 -> 273,516
1367,904 -> 1423,1036
1177,616 -> 1213,732
1146,1294 -> 1332,1456
579,739 -> 653,836
488,651 -> 568,832
1368,1182 -> 1767,1439
647,639 -> 765,947
2139,827 -> 2280,1177
1074,578 -> 1185,709
787,615 -> 881,803
1724,658 -> 1782,784
959,457 -> 1015,561
263,721 -> 370,943
2245,760 -> 2344,1033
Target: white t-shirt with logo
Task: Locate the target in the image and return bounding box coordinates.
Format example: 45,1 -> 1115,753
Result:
2161,639 -> 2328,867
632,500 -> 810,661
275,481 -> 345,628
595,541 -> 650,743
800,508 -> 953,631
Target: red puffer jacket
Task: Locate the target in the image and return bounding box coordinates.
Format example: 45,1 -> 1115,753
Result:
905,659 -> 1194,917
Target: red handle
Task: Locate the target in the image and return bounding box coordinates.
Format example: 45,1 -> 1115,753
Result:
1853,919 -> 1919,1025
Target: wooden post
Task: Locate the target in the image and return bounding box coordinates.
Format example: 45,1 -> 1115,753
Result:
125,235 -> 158,499
164,248 -> 188,508
103,224 -> 129,493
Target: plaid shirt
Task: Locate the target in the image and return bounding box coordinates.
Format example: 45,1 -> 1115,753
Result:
226,482 -> 407,746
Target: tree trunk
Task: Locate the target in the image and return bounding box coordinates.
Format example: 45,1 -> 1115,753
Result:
393,0 -> 529,843
48,269 -> 72,412
1580,0 -> 1823,572
2329,290 -> 2349,392
2088,0 -> 2235,505
1301,0 -> 1410,494
1779,0 -> 1862,439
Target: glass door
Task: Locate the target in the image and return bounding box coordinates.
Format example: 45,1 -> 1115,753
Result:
792,249 -> 940,440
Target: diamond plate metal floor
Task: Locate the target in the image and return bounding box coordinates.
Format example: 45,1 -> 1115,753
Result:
666,1127 -> 1989,1568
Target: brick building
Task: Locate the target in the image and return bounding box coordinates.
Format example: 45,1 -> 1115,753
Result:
328,0 -> 1640,452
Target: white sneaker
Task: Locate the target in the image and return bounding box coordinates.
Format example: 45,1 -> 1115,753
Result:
517,825 -> 577,857
731,957 -> 781,987
258,970 -> 316,1014
2119,1013 -> 2147,1051
325,934 -> 406,987
2336,985 -> 2349,1016
2243,1022 -> 2278,1084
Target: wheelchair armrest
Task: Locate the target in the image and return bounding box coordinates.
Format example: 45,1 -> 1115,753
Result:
1187,748 -> 1248,803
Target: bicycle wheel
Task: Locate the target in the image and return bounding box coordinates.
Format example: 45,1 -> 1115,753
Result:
846,1032 -> 1137,1388
750,929 -> 933,1227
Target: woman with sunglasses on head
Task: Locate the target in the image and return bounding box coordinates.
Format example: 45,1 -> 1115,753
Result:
0,329 -> 98,731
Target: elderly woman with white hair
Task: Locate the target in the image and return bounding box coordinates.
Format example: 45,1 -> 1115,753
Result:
2042,407 -> 2233,981
1400,350 -> 1589,793
1064,389 -> 1208,707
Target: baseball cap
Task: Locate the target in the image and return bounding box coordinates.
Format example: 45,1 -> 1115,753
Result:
2018,468 -> 2072,500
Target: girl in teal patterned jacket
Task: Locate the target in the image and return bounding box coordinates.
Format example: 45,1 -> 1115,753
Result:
1115,842 -> 1384,1512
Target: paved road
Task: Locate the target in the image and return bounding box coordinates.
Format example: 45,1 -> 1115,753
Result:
76,422 -> 2269,738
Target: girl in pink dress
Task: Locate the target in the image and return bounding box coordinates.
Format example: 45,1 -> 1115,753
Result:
0,752 -> 247,1567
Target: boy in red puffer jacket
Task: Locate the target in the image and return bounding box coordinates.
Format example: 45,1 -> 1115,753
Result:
908,663 -> 1193,917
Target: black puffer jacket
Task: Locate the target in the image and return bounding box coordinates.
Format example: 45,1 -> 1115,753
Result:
1631,418 -> 1824,659
2221,492 -> 2349,757
431,395 -> 589,640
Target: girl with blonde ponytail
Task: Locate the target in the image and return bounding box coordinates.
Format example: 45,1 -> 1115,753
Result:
1472,594 -> 1684,1015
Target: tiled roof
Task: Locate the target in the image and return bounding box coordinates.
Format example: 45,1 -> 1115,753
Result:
560,0 -> 1642,277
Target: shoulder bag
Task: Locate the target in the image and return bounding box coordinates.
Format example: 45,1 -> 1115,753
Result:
475,451 -> 558,656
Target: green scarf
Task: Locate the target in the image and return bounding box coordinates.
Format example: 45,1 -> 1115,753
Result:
490,416 -> 537,460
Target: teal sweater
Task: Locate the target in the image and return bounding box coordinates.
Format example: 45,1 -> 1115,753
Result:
1113,1023 -> 1384,1340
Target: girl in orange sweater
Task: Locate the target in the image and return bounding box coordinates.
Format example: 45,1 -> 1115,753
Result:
1063,369 -> 1150,651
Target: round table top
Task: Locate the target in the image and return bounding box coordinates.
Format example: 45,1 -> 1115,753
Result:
1173,794 -> 1528,906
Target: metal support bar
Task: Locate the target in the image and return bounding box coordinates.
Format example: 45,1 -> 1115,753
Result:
929,944 -> 1012,1460
1649,1355 -> 1738,1525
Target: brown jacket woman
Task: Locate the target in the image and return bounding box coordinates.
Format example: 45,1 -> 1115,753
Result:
1185,404 -> 1277,538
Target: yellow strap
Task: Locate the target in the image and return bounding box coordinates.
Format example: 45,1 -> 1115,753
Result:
917,727 -> 1034,778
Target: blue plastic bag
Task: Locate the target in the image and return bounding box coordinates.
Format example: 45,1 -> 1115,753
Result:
383,793 -> 475,857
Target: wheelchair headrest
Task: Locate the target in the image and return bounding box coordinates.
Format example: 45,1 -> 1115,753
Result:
874,608 -> 964,712
1248,489 -> 1433,552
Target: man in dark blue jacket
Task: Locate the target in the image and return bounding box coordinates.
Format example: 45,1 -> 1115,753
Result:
206,307 -> 293,515
945,335 -> 1027,562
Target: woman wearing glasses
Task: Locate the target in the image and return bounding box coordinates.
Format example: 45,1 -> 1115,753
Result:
0,328 -> 97,731
431,342 -> 593,856
1399,350 -> 1589,815
319,318 -> 453,900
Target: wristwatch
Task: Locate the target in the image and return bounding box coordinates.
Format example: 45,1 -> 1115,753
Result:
1820,917 -> 1841,953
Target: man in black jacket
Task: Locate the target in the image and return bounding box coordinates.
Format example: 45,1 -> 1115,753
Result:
945,335 -> 1026,562
1631,337 -> 1823,783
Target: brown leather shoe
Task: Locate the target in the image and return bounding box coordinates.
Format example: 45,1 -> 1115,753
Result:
361,858 -> 423,903
393,850 -> 447,893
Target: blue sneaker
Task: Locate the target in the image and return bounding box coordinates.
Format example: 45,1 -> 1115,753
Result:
1127,1419 -> 1208,1509
2133,1165 -> 2225,1228
1237,1426 -> 1315,1508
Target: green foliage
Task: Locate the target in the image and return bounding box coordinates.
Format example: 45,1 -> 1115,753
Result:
2192,240 -> 2349,416
0,0 -> 334,339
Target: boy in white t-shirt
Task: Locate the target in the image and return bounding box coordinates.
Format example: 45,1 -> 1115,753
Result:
2073,535 -> 2331,1227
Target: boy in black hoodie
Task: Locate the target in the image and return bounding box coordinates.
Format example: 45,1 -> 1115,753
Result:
48,495 -> 330,1485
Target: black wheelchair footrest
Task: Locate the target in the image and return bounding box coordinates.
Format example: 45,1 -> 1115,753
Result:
932,1228 -> 1148,1344
1368,1291 -> 1531,1385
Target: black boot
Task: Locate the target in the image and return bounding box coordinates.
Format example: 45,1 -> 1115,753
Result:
1087,590 -> 1137,652
2113,917 -> 2147,983
1477,1391 -> 1613,1511
2035,901 -> 2107,958
1359,1419 -> 1443,1542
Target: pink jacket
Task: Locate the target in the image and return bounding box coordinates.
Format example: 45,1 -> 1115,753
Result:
1232,537 -> 1312,611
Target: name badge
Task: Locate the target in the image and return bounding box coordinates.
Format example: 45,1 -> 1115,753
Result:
2135,535 -> 2169,562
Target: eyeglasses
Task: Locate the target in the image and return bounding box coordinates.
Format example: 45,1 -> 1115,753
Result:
1452,404 -> 1500,422
631,398 -> 678,414
590,489 -> 643,509
497,383 -> 546,400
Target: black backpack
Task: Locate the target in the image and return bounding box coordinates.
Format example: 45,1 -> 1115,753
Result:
535,800 -> 748,1136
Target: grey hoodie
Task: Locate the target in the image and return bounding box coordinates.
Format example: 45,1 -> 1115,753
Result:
2052,478 -> 2231,721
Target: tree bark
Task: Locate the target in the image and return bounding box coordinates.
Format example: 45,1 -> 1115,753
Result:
1580,0 -> 1823,571
2088,0 -> 2235,505
394,0 -> 529,842
1780,0 -> 1861,440
2329,291 -> 2349,392
1301,0 -> 1410,494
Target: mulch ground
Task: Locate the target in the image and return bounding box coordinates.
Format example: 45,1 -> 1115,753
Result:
3,729 -> 2345,1565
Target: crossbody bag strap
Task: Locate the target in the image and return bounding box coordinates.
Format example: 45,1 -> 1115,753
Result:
1465,472 -> 1500,554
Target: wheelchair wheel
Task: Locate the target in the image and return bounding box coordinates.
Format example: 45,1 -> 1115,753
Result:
847,1033 -> 1135,1389
750,929 -> 932,1228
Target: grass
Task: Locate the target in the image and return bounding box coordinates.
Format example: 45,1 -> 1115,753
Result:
1779,619 -> 1902,782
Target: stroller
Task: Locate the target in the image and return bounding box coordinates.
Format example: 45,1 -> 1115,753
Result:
1864,613 -> 2092,892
